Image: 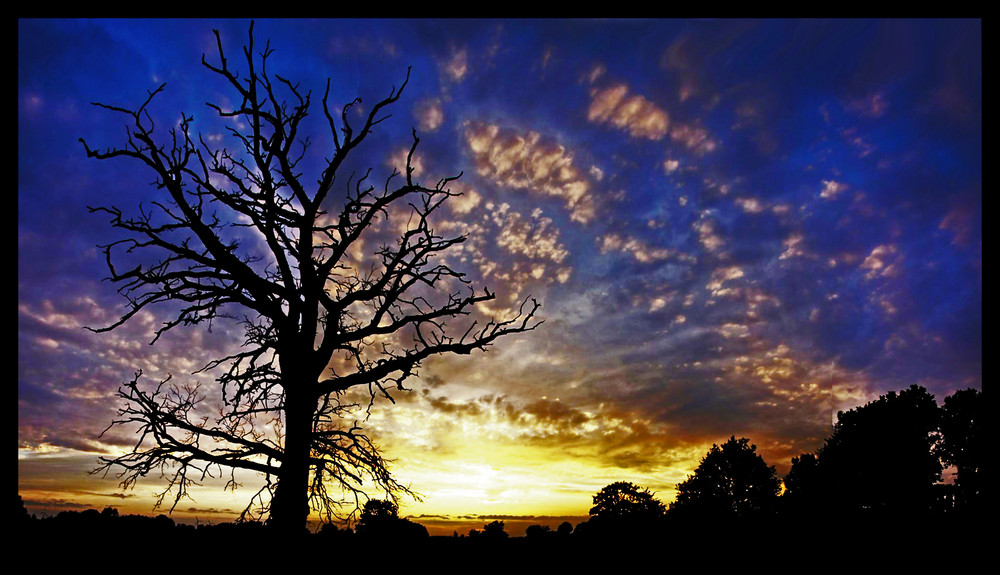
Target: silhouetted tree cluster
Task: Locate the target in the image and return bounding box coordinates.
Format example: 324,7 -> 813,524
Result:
524,523 -> 551,538
17,385 -> 982,561
573,385 -> 982,542
782,385 -> 966,521
521,520 -> 573,541
468,519 -> 509,539
18,502 -> 188,545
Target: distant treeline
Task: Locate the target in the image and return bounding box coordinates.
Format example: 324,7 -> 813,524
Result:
17,385 -> 982,564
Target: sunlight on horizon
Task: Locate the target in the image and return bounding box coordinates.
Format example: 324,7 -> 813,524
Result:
18,434 -> 710,526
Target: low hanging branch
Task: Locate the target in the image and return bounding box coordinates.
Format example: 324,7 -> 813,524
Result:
83,21 -> 541,532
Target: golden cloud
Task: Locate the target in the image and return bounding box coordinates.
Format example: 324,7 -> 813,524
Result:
587,84 -> 670,140
463,121 -> 597,224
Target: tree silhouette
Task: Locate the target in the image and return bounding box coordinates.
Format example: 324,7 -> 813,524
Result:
483,520 -> 508,538
354,498 -> 427,539
467,520 -> 508,539
19,495 -> 32,523
81,22 -> 540,535
524,524 -> 552,539
358,498 -> 399,524
783,452 -> 818,497
937,388 -> 983,511
588,481 -> 666,531
811,385 -> 942,516
781,452 -> 821,516
670,436 -> 780,521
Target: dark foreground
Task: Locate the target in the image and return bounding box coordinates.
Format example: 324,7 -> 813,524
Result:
18,505 -> 985,572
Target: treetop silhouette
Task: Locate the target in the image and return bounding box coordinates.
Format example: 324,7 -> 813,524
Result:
817,384 -> 942,515
784,384 -> 945,518
81,21 -> 541,534
670,436 -> 780,521
937,387 -> 983,510
588,481 -> 666,528
354,498 -> 427,538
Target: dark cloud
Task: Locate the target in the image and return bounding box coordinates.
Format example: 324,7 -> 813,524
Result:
183,507 -> 239,516
75,491 -> 135,500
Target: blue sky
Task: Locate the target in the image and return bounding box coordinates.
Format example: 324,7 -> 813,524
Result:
18,18 -> 980,531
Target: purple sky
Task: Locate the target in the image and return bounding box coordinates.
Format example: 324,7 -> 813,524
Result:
18,19 -> 980,531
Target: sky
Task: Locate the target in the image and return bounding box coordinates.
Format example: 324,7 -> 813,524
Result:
18,18 -> 981,536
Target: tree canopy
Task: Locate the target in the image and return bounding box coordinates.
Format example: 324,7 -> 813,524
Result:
824,385 -> 941,514
354,498 -> 427,538
670,436 -> 780,521
781,452 -> 821,513
937,388 -> 983,510
588,481 -> 666,528
788,385 -> 943,517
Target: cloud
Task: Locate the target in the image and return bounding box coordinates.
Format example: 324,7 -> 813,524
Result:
442,48 -> 469,83
839,127 -> 877,158
859,244 -> 901,280
415,98 -> 445,132
434,201 -> 573,315
820,179 -> 848,200
670,121 -> 717,155
21,93 -> 44,114
587,84 -> 670,140
648,297 -> 668,312
926,81 -> 977,123
717,323 -> 750,339
663,34 -> 711,105
845,91 -> 889,118
373,389 -> 701,479
586,63 -> 606,85
585,74 -> 716,156
18,18 -> 983,526
693,215 -> 725,254
446,181 -> 482,215
388,147 -> 425,179
463,121 -> 596,224
779,233 -> 807,260
706,266 -> 744,298
599,233 -> 677,264
726,343 -> 873,428
735,197 -> 765,214
490,204 -> 570,265
939,203 -> 979,248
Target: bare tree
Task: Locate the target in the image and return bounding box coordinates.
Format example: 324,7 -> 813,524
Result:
80,22 -> 540,534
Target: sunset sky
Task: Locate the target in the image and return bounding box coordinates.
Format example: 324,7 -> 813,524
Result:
18,19 -> 981,535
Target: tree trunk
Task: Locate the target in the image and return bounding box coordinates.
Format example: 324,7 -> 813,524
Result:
269,391 -> 313,536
